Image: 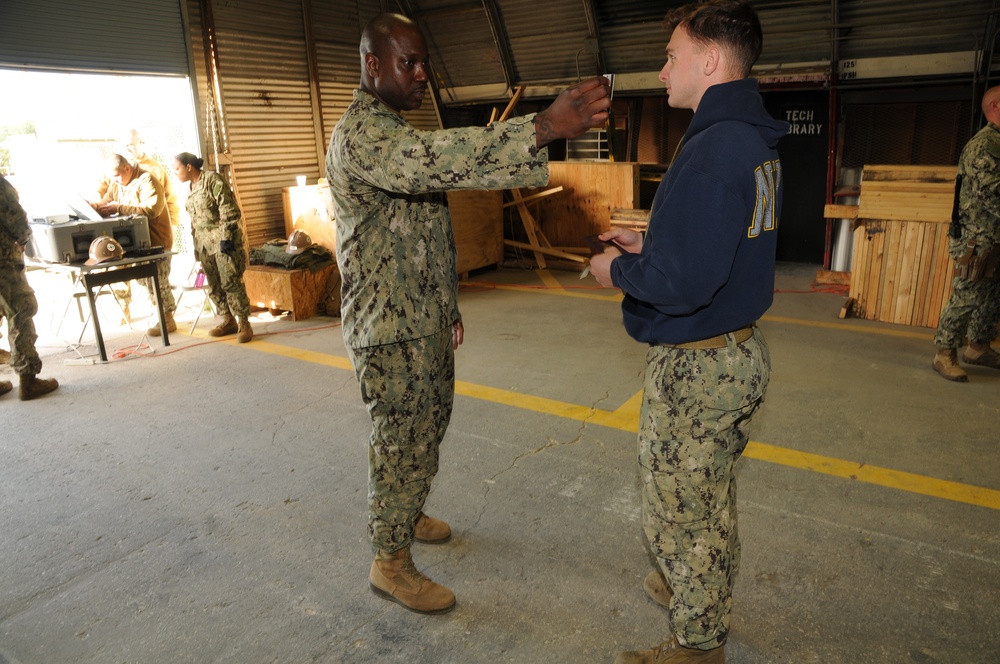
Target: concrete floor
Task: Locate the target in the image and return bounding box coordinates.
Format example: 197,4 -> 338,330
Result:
1,261 -> 998,664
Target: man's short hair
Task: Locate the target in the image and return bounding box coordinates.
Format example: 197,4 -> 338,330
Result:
664,0 -> 763,78
109,153 -> 131,171
360,13 -> 417,60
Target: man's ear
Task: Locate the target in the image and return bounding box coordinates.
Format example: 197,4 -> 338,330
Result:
364,53 -> 380,79
703,45 -> 721,76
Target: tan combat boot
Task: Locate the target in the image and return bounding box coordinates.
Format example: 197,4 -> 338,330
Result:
962,344 -> 1000,369
0,379 -> 12,397
932,348 -> 968,382
147,312 -> 177,337
0,348 -> 10,364
643,569 -> 674,609
18,375 -> 59,401
614,637 -> 725,664
414,512 -> 452,544
369,547 -> 456,614
236,316 -> 253,343
209,314 -> 238,337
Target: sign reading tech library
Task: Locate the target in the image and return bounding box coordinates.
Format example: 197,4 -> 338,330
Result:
784,109 -> 823,136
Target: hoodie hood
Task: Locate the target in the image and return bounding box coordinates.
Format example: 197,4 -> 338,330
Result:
685,78 -> 788,149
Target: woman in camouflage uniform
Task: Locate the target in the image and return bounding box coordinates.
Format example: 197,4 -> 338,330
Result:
172,153 -> 253,343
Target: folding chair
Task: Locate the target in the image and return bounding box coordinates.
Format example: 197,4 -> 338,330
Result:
173,262 -> 211,334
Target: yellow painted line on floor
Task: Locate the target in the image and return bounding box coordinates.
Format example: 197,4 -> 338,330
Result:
463,269 -> 623,303
760,314 -> 935,340
466,274 -> 937,339
244,338 -> 999,512
247,339 -> 354,371
535,268 -> 565,291
744,441 -> 1000,511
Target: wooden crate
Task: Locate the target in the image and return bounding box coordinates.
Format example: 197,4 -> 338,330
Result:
848,165 -> 957,328
447,189 -> 504,275
244,264 -> 336,321
532,162 -> 640,247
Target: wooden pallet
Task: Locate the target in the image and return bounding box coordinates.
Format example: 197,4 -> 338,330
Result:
847,165 -> 957,328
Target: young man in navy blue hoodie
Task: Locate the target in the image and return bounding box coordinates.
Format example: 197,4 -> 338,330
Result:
590,1 -> 788,662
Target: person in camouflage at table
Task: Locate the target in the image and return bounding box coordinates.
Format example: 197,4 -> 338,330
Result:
172,153 -> 253,343
325,12 -> 610,615
933,85 -> 1000,382
0,175 -> 59,401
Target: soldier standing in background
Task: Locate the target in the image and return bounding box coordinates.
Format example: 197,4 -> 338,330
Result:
933,85 -> 1000,382
0,174 -> 59,400
326,12 -> 610,615
91,153 -> 177,337
172,152 -> 253,343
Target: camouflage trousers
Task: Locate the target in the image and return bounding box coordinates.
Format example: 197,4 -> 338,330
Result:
933,270 -> 1000,349
140,255 -> 176,316
638,326 -> 770,650
0,261 -> 43,376
195,244 -> 250,318
349,326 -> 455,554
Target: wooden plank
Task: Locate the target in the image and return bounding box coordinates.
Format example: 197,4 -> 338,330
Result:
858,165 -> 957,224
904,221 -> 925,325
610,208 -> 651,221
848,223 -> 867,316
510,188 -> 549,269
925,223 -> 946,326
894,222 -> 911,324
501,186 -> 564,208
497,86 -> 524,122
928,226 -> 953,329
885,221 -> 901,323
866,221 -> 886,322
850,222 -> 872,318
503,239 -> 587,263
824,204 -> 859,219
862,164 -> 957,181
815,269 -> 850,286
839,297 -> 855,319
912,223 -> 932,326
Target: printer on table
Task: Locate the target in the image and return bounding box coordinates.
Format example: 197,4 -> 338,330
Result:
26,214 -> 152,264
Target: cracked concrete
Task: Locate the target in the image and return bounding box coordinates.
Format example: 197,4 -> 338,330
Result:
1,262 -> 998,663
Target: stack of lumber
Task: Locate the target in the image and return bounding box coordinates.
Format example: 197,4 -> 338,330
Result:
610,208 -> 650,231
848,165 -> 957,328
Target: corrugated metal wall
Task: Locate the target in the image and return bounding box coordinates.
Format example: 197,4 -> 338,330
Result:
498,0 -> 594,82
182,0 -> 446,246
417,3 -> 508,89
311,0 -> 375,148
175,0 -> 997,247
837,0 -> 991,60
0,0 -> 188,75
206,0 -> 320,245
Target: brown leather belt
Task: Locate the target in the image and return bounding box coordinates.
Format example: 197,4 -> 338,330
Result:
657,325 -> 754,350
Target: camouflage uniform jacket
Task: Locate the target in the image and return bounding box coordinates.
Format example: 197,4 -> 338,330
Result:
0,175 -> 30,265
103,163 -> 172,251
955,121 -> 1000,250
186,170 -> 244,252
326,89 -> 549,349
